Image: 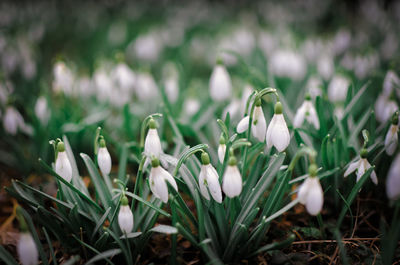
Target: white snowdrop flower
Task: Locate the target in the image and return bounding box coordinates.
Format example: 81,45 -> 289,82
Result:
386,153 -> 400,200
209,60 -> 232,102
236,99 -> 266,142
293,95 -> 320,130
298,164 -> 324,216
17,233 -> 38,265
218,136 -> 226,163
199,152 -> 222,203
332,29 -> 351,55
328,75 -> 349,103
77,76 -> 94,98
134,72 -> 158,101
132,32 -> 162,63
334,106 -> 345,120
344,148 -> 378,185
52,62 -> 74,96
34,96 -> 50,126
317,55 -> 334,81
383,70 -> 400,97
94,68 -> 113,103
3,106 -> 25,135
266,102 -> 290,152
118,196 -> 133,234
112,63 -> 136,93
269,50 -> 306,81
149,158 -> 178,203
222,156 -> 242,198
98,138 -> 112,176
55,142 -> 72,182
184,98 -> 200,117
375,94 -> 398,123
385,114 -> 399,156
163,62 -> 179,104
144,119 -> 162,160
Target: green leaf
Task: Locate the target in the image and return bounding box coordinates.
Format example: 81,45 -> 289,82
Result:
92,207 -> 111,239
0,245 -> 19,265
150,225 -> 178,234
125,191 -> 170,218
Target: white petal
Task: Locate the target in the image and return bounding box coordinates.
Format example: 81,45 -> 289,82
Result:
364,160 -> 378,185
18,233 -> 38,265
154,170 -> 169,203
199,166 -> 210,201
344,160 -> 359,177
149,168 -> 160,200
385,125 -> 398,156
222,165 -> 242,198
251,106 -> 266,142
98,147 -> 112,176
293,102 -> 306,128
209,65 -> 232,102
297,177 -> 311,204
237,116 -> 249,133
144,129 -> 162,158
306,102 -> 320,130
206,165 -> 222,203
160,167 -> 178,192
266,115 -> 275,150
118,205 -> 134,234
218,144 -> 226,163
386,154 -> 400,200
305,178 -> 324,216
269,114 -> 290,152
55,152 -> 72,182
356,159 -> 366,183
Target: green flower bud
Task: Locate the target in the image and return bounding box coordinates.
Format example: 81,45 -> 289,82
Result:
274,102 -> 283,114
201,152 -> 210,165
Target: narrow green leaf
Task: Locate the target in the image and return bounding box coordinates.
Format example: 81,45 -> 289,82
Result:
125,191 -> 170,218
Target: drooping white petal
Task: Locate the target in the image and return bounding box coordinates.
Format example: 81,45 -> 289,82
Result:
356,159 -> 366,183
206,165 -> 222,203
34,96 -> 50,126
223,99 -> 241,119
149,166 -> 177,203
118,205 -> 134,234
305,101 -> 320,130
237,116 -> 250,133
328,75 -> 349,103
199,166 -> 210,201
293,102 -> 307,128
266,114 -> 290,152
298,177 -> 312,204
3,107 -> 25,135
160,167 -> 178,192
251,106 -> 266,142
17,233 -> 38,265
55,151 -> 72,182
222,165 -> 242,198
305,178 -> 324,216
144,129 -> 162,158
385,125 -> 398,156
98,147 -> 112,176
344,160 -> 359,177
218,144 -> 226,163
209,65 -> 232,102
386,153 -> 400,200
364,160 -> 378,185
164,77 -> 179,103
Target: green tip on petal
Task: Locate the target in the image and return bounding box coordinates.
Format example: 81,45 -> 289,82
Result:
121,195 -> 129,206
360,148 -> 368,158
149,118 -> 157,129
151,157 -> 160,167
219,135 -> 225,145
57,142 -> 65,152
305,93 -> 312,101
99,138 -> 106,148
228,156 -> 237,166
274,102 -> 283,114
308,163 -> 318,177
201,152 -> 210,165
255,98 -> 262,107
